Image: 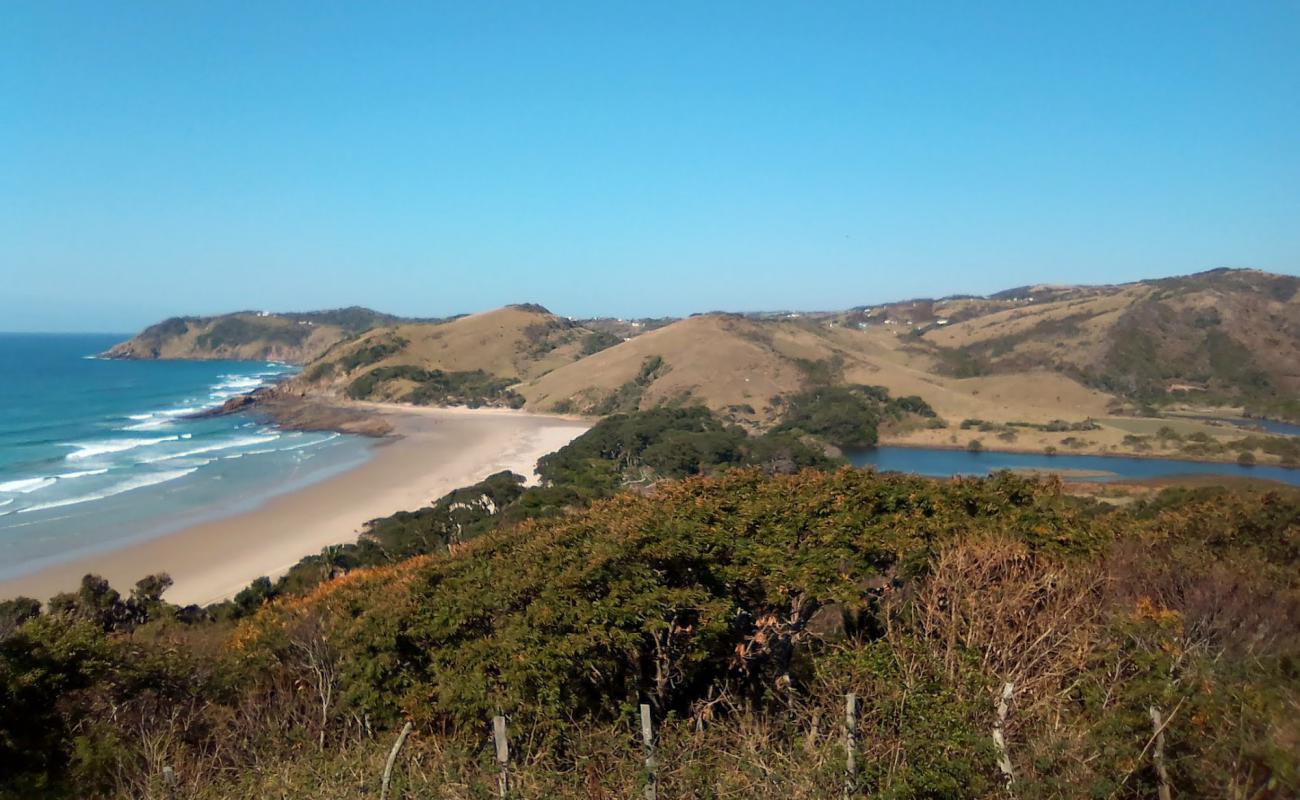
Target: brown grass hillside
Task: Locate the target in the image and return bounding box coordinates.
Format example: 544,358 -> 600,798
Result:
518,313 -> 1117,426
914,269 -> 1300,409
297,305 -> 599,398
518,315 -> 811,421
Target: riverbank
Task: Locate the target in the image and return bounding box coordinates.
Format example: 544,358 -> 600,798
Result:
0,404 -> 590,606
879,412 -> 1299,468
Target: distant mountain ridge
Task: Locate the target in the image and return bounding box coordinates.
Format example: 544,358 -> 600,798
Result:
102,307 -> 433,363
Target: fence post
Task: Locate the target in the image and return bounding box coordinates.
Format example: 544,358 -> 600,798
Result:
993,682 -> 1015,788
161,765 -> 175,800
380,721 -> 413,800
640,703 -> 658,800
843,693 -> 858,797
1149,707 -> 1172,800
493,715 -> 510,799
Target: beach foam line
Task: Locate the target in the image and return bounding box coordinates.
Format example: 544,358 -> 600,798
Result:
135,434 -> 280,463
17,468 -> 199,514
122,418 -> 172,431
160,407 -> 204,417
63,435 -> 180,461
0,477 -> 57,494
56,469 -> 110,480
121,406 -> 210,429
224,434 -> 335,459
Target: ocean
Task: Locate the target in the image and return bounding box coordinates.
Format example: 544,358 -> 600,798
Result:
0,333 -> 373,583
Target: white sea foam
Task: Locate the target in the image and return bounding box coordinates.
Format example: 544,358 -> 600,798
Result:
122,418 -> 172,431
17,468 -> 199,514
278,432 -> 338,451
238,433 -> 336,457
136,434 -> 280,463
0,477 -> 57,494
56,469 -> 110,480
159,407 -> 203,417
122,406 -> 205,430
0,498 -> 12,508
63,436 -> 180,461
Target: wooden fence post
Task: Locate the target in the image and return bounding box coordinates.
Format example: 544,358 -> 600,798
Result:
493,715 -> 511,799
843,693 -> 858,797
161,765 -> 175,800
993,682 -> 1015,788
1150,707 -> 1172,800
380,721 -> 413,800
640,703 -> 658,800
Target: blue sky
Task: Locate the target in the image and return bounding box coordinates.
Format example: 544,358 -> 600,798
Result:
2,2 -> 1298,331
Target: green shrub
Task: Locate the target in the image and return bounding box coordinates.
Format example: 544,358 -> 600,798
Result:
580,331 -> 622,355
772,386 -> 882,448
279,469 -> 1106,729
345,366 -> 523,408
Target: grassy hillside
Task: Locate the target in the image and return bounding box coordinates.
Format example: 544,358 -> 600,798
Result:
3,467 -> 1297,798
913,269 -> 1300,419
518,312 -> 1118,429
314,274 -> 1296,463
296,305 -> 597,405
103,307 -> 411,363
107,269 -> 1300,452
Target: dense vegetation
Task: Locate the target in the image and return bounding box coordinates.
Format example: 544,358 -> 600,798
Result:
537,406 -> 835,492
344,365 -> 525,408
279,306 -> 411,333
204,408 -> 838,612
3,468 -> 1297,799
580,330 -> 623,355
773,384 -> 936,448
588,355 -> 670,415
194,316 -> 313,350
304,334 -> 410,381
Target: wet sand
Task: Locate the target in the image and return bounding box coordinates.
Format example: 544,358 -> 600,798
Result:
0,405 -> 589,606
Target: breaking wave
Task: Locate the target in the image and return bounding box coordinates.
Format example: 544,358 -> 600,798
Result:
17,468 -> 199,514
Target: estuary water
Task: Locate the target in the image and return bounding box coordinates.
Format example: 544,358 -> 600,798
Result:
0,333 -> 372,581
847,445 -> 1300,486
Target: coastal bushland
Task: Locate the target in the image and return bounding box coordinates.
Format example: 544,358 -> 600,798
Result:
344,365 -> 526,408
3,459 -> 1299,798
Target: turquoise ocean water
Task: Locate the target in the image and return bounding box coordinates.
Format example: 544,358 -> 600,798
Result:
0,334 -> 372,582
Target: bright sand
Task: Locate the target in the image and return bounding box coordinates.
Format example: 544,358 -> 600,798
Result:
0,405 -> 590,606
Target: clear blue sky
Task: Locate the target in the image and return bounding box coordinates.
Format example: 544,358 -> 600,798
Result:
3,2 -> 1298,332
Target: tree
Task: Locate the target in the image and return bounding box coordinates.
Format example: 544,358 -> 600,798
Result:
0,597 -> 40,638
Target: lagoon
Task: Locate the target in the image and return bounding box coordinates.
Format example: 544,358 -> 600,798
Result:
847,445 -> 1300,487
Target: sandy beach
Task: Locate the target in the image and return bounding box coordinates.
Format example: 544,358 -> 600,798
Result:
0,404 -> 590,606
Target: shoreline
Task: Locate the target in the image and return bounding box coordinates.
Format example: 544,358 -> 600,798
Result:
0,404 -> 590,606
